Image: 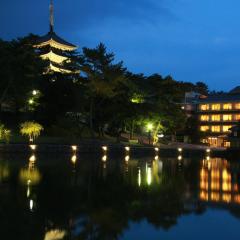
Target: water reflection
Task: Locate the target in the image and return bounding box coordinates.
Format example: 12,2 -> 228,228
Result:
199,158 -> 240,204
1,153 -> 240,240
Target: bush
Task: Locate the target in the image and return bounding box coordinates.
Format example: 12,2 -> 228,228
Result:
20,121 -> 44,142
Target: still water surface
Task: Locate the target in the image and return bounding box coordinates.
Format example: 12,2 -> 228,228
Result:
0,152 -> 240,240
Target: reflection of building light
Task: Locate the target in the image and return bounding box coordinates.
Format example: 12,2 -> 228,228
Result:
155,155 -> 159,160
125,155 -> 130,162
211,192 -> 220,202
30,199 -> 34,211
71,155 -> 77,164
178,155 -> 182,161
102,155 -> 107,162
29,145 -> 37,150
234,194 -> 240,204
222,193 -> 231,203
208,161 -> 211,170
102,146 -> 108,151
125,146 -> 130,152
147,167 -> 152,186
138,168 -> 141,186
44,229 -> 66,240
29,155 -> 36,162
206,148 -> 211,153
71,145 -> 77,151
200,190 -> 208,201
178,148 -> 182,152
154,147 -> 159,152
206,156 -> 210,161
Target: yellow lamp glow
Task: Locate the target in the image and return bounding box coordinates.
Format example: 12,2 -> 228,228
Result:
102,146 -> 108,151
178,148 -> 182,152
71,145 -> 77,151
146,123 -> 153,131
102,155 -> 107,162
125,146 -> 130,152
29,145 -> 37,151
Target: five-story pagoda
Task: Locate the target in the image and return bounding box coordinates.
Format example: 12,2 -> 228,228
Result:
34,0 -> 77,73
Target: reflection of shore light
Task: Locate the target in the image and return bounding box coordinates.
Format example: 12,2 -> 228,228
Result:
206,148 -> 211,153
178,155 -> 182,161
155,155 -> 159,160
206,156 -> 210,161
27,185 -> 31,197
71,155 -> 77,164
30,199 -> 34,211
147,167 -> 152,186
102,155 -> 107,162
138,169 -> 141,187
29,145 -> 37,150
154,147 -> 159,152
178,148 -> 182,152
29,155 -> 36,162
125,155 -> 130,162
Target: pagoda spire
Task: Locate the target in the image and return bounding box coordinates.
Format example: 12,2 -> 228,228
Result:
49,0 -> 54,32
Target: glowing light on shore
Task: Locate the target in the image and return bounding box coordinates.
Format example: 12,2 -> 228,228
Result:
178,155 -> 182,161
29,145 -> 37,150
71,145 -> 77,151
154,147 -> 159,152
125,146 -> 130,152
206,148 -> 211,153
178,148 -> 182,152
102,146 -> 108,151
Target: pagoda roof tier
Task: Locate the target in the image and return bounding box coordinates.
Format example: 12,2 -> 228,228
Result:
35,31 -> 77,51
41,50 -> 68,64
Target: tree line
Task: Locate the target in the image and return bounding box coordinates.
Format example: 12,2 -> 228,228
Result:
0,35 -> 210,143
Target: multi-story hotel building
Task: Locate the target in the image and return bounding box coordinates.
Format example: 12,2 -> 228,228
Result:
198,94 -> 240,147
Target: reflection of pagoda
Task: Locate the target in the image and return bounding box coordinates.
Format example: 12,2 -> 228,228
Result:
34,0 -> 77,73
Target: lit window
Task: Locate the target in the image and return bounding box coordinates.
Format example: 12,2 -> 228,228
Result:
223,114 -> 232,121
200,104 -> 209,111
235,103 -> 240,109
235,114 -> 240,121
223,103 -> 232,110
200,126 -> 209,132
211,115 -> 221,121
211,104 -> 221,110
200,115 -> 209,121
211,126 -> 220,132
222,126 -> 232,132
224,142 -> 231,147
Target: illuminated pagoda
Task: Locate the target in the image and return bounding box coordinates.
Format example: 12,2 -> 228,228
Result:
34,0 -> 77,73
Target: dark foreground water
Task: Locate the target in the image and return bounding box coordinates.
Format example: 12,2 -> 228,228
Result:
0,151 -> 240,240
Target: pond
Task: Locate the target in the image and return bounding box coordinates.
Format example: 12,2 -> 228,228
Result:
0,151 -> 240,240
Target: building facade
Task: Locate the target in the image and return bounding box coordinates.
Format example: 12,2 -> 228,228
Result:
197,94 -> 240,147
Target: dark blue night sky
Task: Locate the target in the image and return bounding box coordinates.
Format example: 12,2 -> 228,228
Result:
0,0 -> 240,91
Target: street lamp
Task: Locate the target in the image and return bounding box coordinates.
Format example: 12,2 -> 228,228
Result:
146,123 -> 153,145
